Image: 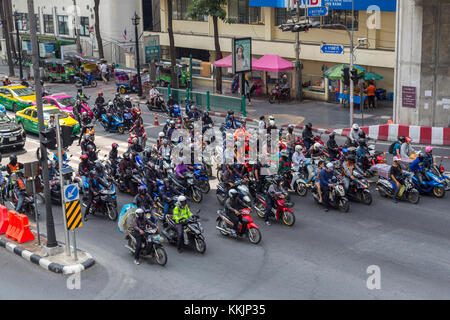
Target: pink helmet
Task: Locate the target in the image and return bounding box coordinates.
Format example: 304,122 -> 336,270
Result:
425,146 -> 433,153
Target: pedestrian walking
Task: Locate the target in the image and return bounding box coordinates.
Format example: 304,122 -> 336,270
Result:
100,62 -> 108,84
366,81 -> 376,109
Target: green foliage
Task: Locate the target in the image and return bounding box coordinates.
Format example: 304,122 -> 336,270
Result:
186,0 -> 232,22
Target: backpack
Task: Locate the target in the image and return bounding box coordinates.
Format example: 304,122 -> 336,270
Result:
389,142 -> 398,155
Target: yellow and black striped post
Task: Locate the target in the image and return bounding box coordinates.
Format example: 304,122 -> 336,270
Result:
65,200 -> 83,230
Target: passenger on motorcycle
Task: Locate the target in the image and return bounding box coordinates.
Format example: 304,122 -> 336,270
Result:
341,154 -> 362,192
266,119 -> 277,135
134,186 -> 156,216
390,156 -> 404,203
327,132 -> 340,160
356,139 -> 370,169
78,112 -> 92,145
423,146 -> 436,170
160,179 -> 182,221
172,196 -> 193,253
84,170 -> 108,221
149,85 -> 160,107
350,124 -> 364,146
109,143 -> 120,176
14,170 -> 27,214
410,152 -> 427,188
78,155 -> 92,180
265,176 -> 287,225
124,95 -> 133,110
306,142 -> 324,159
225,189 -> 248,238
131,208 -> 158,265
320,163 -> 336,212
119,153 -> 137,193
302,122 -> 314,151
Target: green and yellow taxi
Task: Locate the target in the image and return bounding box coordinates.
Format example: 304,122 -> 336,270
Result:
14,106 -> 80,136
0,85 -> 36,112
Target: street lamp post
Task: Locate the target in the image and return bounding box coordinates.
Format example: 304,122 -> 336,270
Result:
132,12 -> 143,97
14,11 -> 24,80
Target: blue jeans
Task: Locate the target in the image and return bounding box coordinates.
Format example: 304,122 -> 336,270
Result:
304,140 -> 312,151
265,195 -> 273,222
16,191 -> 26,213
163,202 -> 170,220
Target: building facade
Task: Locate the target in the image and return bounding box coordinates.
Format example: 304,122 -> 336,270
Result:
394,0 -> 450,127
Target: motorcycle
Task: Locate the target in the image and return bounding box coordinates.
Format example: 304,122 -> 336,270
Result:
344,171 -> 373,205
161,211 -> 206,254
291,161 -> 317,197
168,172 -> 203,204
125,225 -> 168,266
11,188 -> 36,218
376,173 -> 420,204
193,164 -> 210,194
216,208 -> 261,245
430,161 -> 450,192
75,73 -> 97,88
101,113 -> 125,134
312,181 -> 350,213
146,94 -> 166,113
411,171 -> 446,198
254,194 -> 295,226
123,111 -> 134,131
269,84 -> 290,104
85,189 -> 118,221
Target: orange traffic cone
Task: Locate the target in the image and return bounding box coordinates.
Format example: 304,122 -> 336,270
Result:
154,116 -> 159,126
387,119 -> 393,124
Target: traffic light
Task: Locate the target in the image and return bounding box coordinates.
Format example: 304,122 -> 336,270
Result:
278,23 -> 312,33
279,23 -> 296,32
350,69 -> 359,86
40,128 -> 57,150
342,67 -> 350,87
61,125 -> 76,148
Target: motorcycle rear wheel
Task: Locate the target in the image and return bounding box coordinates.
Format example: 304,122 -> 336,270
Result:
118,126 -> 125,134
432,186 -> 445,198
248,228 -> 262,244
217,219 -> 228,236
362,191 -> 373,205
154,247 -> 168,266
199,180 -> 210,194
282,211 -> 296,227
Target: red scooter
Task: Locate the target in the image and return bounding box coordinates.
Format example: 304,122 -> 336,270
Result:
216,208 -> 262,244
254,194 -> 295,226
269,84 -> 290,104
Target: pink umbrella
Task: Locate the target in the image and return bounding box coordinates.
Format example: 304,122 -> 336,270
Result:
252,54 -> 294,72
213,55 -> 258,68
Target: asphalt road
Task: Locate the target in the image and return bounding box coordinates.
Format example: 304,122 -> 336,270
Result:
1,81 -> 450,300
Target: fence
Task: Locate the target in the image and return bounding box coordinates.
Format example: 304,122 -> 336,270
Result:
150,86 -> 247,117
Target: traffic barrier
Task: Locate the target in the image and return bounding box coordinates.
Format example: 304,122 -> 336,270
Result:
5,211 -> 19,241
0,205 -> 8,234
154,116 -> 159,126
15,214 -> 35,244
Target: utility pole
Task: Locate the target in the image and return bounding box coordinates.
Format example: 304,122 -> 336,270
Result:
132,12 -> 143,97
73,0 -> 82,54
13,11 -> 23,80
0,0 -> 15,76
27,0 -> 59,249
295,0 -> 303,101
349,0 -> 355,128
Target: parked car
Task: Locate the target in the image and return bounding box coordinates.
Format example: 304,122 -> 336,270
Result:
38,94 -> 92,119
14,106 -> 80,136
0,85 -> 35,112
0,113 -> 26,150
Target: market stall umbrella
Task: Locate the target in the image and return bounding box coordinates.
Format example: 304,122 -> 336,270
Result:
323,64 -> 365,80
213,55 -> 259,68
364,72 -> 384,81
252,54 -> 294,72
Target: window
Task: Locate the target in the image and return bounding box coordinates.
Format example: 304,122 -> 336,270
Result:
275,8 -> 322,26
172,0 -> 207,21
79,17 -> 90,36
323,10 -> 358,30
58,15 -> 69,35
35,14 -> 40,33
44,14 -> 54,34
15,13 -> 29,31
228,0 -> 263,24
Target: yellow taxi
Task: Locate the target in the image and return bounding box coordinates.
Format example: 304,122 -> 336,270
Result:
0,85 -> 36,112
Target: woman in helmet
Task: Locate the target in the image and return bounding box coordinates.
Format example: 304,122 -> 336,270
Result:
423,146 -> 436,170
327,132 -> 340,160
172,195 -> 193,253
302,122 -> 314,151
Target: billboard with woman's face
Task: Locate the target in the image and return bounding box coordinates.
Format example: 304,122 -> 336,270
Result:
232,38 -> 252,74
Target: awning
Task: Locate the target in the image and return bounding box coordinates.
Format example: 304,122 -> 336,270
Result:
252,54 -> 293,72
213,55 -> 259,68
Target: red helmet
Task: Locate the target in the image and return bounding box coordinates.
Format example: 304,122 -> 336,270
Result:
112,143 -> 118,149
81,154 -> 88,161
98,91 -> 103,96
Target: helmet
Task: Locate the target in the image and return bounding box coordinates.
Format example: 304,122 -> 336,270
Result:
352,124 -> 359,131
393,156 -> 401,162
135,208 -> 144,219
399,136 -> 406,143
178,195 -> 187,207
227,110 -> 234,116
47,160 -> 52,166
295,145 -> 303,152
166,119 -> 170,124
418,152 -> 425,161
425,146 -> 433,153
123,153 -> 130,159
204,111 -> 209,117
342,148 -> 348,154
163,178 -> 170,186
347,154 -> 356,162
132,138 -> 138,144
359,139 -> 367,147
112,143 -> 118,149
9,155 -> 17,164
87,144 -> 94,150
90,170 -> 97,176
306,122 -> 312,129
269,120 -> 275,126
125,95 -> 130,100
108,101 -> 114,106
158,132 -> 165,138
138,186 -> 146,193
82,112 -> 88,117
228,189 -> 238,198
81,154 -> 88,161
273,175 -> 282,185
170,120 -> 175,125
115,92 -> 120,97
163,139 -> 168,145
329,132 -> 336,138
326,162 -> 334,170
98,92 -> 103,96
313,142 -> 321,150
83,134 -> 90,141
358,131 -> 366,138
281,149 -> 289,157
405,137 -> 412,143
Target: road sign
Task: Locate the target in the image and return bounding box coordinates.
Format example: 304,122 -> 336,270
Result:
65,200 -> 83,230
145,35 -> 160,63
320,44 -> 344,54
308,6 -> 328,16
64,184 -> 79,203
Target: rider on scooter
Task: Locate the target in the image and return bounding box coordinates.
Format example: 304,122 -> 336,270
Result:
320,163 -> 336,212
410,152 -> 427,189
84,170 -> 108,221
131,208 -> 158,265
172,195 -> 193,253
225,189 -> 248,238
389,156 -> 404,203
327,132 -> 340,160
265,175 -> 287,226
160,179 -> 182,222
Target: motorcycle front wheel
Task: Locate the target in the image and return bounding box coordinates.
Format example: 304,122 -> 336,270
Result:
255,202 -> 267,219
248,228 -> 262,245
361,191 -> 373,205
338,198 -> 350,213
432,186 -> 445,198
107,204 -> 118,221
154,247 -> 168,266
199,180 -> 210,194
295,182 -> 308,197
407,189 -> 420,204
269,95 -> 276,104
282,211 -> 295,227
191,188 -> 203,203
195,238 -> 206,254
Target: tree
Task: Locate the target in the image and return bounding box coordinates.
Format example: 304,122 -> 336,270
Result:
187,0 -> 232,94
0,0 -> 15,76
167,0 -> 177,89
5,0 -> 16,60
93,0 -> 104,59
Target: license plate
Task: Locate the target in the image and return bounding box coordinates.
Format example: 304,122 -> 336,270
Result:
9,136 -> 17,142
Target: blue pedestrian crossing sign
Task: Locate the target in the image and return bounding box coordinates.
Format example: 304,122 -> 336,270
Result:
64,184 -> 80,203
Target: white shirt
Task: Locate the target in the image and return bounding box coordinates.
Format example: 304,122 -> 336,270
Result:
159,145 -> 171,159
149,88 -> 159,98
292,151 -> 307,169
100,64 -> 107,73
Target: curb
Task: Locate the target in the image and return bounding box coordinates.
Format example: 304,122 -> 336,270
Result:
0,238 -> 95,275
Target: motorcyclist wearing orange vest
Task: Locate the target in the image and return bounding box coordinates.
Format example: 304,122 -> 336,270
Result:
1,155 -> 24,196
15,170 -> 27,213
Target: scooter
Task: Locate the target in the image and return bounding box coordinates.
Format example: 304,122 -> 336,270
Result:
216,208 -> 261,245
101,113 -> 125,134
125,225 -> 168,266
193,164 -> 210,194
75,73 -> 97,88
344,171 -> 373,205
411,171 -> 446,198
312,180 -> 350,213
146,94 -> 166,113
84,189 -> 118,221
376,173 -> 420,204
254,194 -> 295,226
430,162 -> 450,192
168,172 -> 203,204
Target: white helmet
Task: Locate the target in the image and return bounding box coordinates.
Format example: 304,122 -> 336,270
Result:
159,132 -> 165,138
352,124 -> 359,130
108,101 -> 113,106
295,145 -> 302,152
125,95 -> 130,100
135,208 -> 144,218
313,142 -> 321,150
269,120 -> 275,126
178,195 -> 186,202
326,162 -> 334,170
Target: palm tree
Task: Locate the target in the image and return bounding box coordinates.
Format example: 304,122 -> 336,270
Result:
0,0 -> 15,76
187,0 -> 232,94
167,0 -> 177,88
93,0 -> 104,59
